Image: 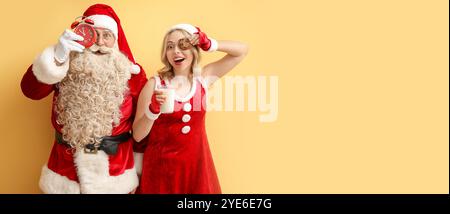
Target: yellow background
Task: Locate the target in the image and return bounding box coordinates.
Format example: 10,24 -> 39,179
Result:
0,0 -> 448,193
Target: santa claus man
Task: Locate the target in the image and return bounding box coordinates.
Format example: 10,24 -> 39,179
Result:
20,4 -> 147,194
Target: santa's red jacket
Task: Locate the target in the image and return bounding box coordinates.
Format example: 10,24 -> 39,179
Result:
21,45 -> 147,193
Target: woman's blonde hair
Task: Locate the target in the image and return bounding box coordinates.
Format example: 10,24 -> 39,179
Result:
157,29 -> 201,79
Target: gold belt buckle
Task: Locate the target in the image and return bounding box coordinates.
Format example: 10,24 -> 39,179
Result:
84,145 -> 99,154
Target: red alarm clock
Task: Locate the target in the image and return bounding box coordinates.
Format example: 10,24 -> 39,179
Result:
71,17 -> 97,48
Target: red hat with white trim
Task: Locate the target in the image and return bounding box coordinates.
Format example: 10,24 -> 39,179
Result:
83,4 -> 140,74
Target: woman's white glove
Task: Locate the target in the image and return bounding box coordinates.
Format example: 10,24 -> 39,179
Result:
54,29 -> 85,63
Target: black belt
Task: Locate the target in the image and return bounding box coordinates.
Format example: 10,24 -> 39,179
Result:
55,131 -> 131,155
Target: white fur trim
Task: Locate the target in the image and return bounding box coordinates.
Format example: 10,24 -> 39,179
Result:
208,38 -> 218,52
73,150 -> 138,194
131,64 -> 140,74
133,152 -> 144,176
170,23 -> 197,35
39,165 -> 80,194
197,76 -> 209,91
144,107 -> 161,120
32,45 -> 69,84
87,15 -> 118,39
175,77 -> 197,102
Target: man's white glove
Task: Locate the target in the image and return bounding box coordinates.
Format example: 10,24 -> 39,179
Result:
54,29 -> 85,63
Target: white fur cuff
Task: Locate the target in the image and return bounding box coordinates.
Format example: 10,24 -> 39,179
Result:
32,45 -> 69,84
208,38 -> 218,52
144,107 -> 160,120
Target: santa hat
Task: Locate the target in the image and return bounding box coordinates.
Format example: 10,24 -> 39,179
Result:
170,23 -> 198,35
83,4 -> 140,74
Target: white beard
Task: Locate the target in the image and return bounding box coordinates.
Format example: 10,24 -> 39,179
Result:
55,46 -> 133,149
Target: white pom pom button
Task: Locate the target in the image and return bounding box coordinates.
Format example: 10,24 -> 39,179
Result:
181,125 -> 191,134
182,114 -> 191,123
183,103 -> 192,112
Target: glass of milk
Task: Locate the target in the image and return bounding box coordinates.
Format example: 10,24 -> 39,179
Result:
157,85 -> 175,114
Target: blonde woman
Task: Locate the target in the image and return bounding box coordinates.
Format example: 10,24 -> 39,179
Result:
132,24 -> 248,193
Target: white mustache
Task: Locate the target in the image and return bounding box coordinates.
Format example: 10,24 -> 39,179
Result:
88,44 -> 113,54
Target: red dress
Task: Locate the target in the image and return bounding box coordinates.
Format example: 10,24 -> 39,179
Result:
138,76 -> 221,194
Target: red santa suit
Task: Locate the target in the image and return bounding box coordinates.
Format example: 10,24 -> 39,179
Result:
138,76 -> 221,194
20,4 -> 147,194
